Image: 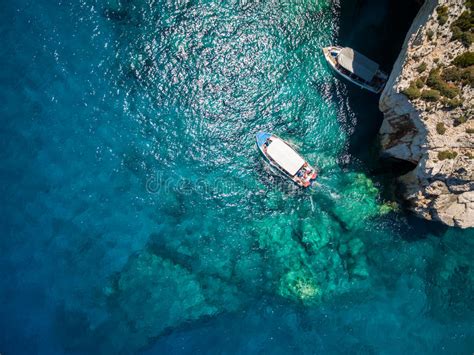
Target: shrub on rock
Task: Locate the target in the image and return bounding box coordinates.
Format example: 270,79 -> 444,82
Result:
441,66 -> 473,87
438,150 -> 458,160
462,66 -> 474,86
443,97 -> 463,109
417,62 -> 427,73
403,86 -> 421,99
402,83 -> 421,100
436,5 -> 449,25
453,52 -> 474,68
415,78 -> 425,88
441,84 -> 461,98
442,67 -> 463,82
451,10 -> 473,32
451,10 -> 474,47
421,89 -> 441,101
436,122 -> 446,134
427,69 -> 460,98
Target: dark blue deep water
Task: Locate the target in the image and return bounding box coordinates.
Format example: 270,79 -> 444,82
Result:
1,0 -> 473,354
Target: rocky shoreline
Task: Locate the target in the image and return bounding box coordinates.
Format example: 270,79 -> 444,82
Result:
379,0 -> 473,228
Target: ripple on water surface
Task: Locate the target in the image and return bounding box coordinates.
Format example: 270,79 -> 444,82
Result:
1,0 -> 474,353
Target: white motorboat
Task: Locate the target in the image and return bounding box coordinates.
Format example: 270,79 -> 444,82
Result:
322,46 -> 388,94
256,132 -> 317,188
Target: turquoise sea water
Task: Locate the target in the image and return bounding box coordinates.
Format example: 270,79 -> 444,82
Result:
1,0 -> 473,353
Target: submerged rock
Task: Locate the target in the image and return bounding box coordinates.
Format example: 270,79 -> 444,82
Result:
253,205 -> 371,303
330,172 -> 386,229
279,271 -> 321,303
111,252 -> 218,330
379,200 -> 400,215
60,248 -> 246,353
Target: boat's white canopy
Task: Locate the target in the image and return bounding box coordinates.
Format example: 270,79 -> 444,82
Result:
337,47 -> 379,82
267,138 -> 305,176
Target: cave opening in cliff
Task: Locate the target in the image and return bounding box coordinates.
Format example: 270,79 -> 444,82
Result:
376,157 -> 418,177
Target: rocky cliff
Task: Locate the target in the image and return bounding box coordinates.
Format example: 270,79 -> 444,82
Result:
379,0 -> 473,228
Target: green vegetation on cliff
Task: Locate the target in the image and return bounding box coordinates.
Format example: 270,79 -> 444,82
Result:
436,122 -> 446,134
417,62 -> 427,73
438,150 -> 458,160
450,0 -> 474,47
421,89 -> 441,101
436,5 -> 449,26
402,83 -> 421,99
427,68 -> 460,98
402,1 -> 474,107
453,52 -> 474,68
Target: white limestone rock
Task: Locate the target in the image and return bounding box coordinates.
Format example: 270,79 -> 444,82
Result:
379,0 -> 474,228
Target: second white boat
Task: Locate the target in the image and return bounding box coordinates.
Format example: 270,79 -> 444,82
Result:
322,46 -> 388,94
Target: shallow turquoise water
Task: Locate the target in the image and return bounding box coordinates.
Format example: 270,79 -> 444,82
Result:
1,0 -> 473,353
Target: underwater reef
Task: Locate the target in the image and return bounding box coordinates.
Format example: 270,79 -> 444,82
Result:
55,167 -> 400,353
2,0 -> 473,353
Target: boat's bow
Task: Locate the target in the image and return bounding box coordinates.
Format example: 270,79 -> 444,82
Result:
256,131 -> 271,149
